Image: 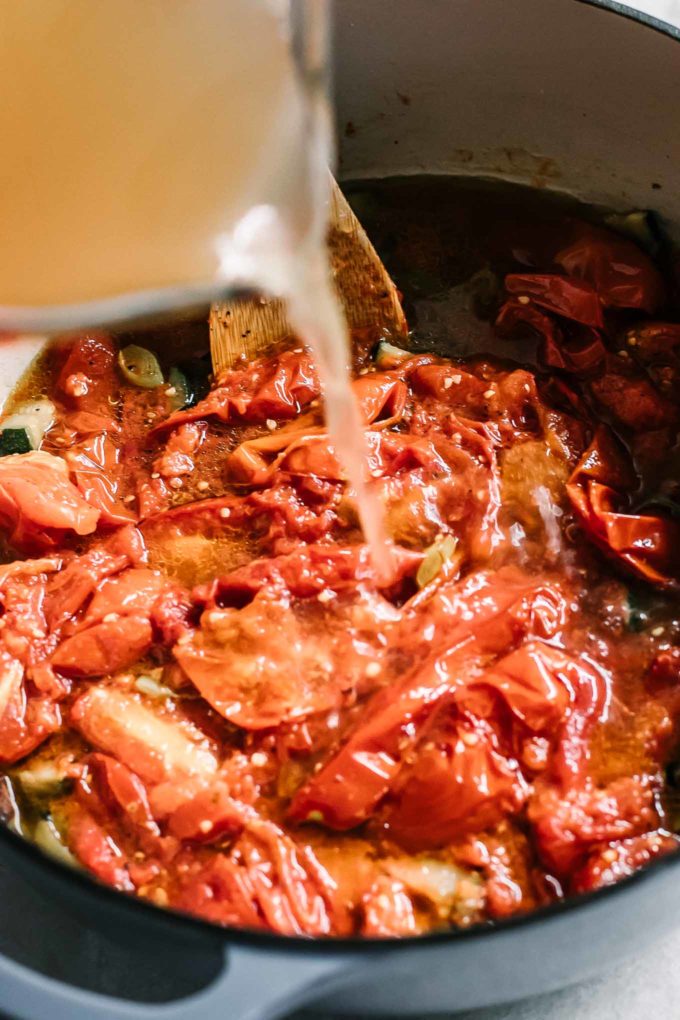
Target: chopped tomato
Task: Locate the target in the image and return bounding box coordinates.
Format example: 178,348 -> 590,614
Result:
572,831 -> 678,893
361,876 -> 419,937
167,784 -> 248,843
66,806 -> 134,891
0,653 -> 61,764
54,334 -> 136,524
0,452 -> 99,552
45,526 -> 147,630
554,226 -> 664,313
383,641 -> 607,850
84,753 -> 158,834
196,543 -> 419,604
175,819 -> 337,935
567,427 -> 680,586
588,354 -> 677,432
505,274 -> 604,329
495,298 -> 606,375
65,433 -> 136,526
350,371 -> 409,427
288,572 -> 568,830
496,296 -> 562,348
631,321 -> 680,358
56,333 -> 119,409
84,569 -> 168,623
385,719 -> 528,851
52,615 -> 153,677
152,350 -> 320,436
176,558 -> 404,729
409,362 -> 489,408
529,776 -> 660,877
225,370 -> 409,486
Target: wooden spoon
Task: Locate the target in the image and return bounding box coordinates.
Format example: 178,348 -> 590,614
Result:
209,177 -> 407,373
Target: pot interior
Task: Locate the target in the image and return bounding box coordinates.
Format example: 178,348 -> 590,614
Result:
334,0 -> 680,225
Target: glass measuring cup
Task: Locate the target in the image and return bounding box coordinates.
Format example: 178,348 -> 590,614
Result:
0,0 -> 329,332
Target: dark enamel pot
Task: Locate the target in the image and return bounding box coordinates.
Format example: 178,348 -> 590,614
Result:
1,2 -> 680,1017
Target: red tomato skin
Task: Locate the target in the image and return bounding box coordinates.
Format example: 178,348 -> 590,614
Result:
505,274 -> 604,329
52,616 -> 153,677
361,877 -> 418,937
554,227 -> 665,313
67,807 -> 134,892
567,427 -> 680,586
152,350 -> 320,436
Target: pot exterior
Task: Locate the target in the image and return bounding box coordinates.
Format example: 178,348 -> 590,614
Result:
311,859 -> 680,1014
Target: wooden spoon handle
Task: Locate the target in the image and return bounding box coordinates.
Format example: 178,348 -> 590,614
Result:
209,177 -> 406,373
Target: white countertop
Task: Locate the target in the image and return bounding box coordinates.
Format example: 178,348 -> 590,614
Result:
619,0 -> 680,22
297,927 -> 680,1020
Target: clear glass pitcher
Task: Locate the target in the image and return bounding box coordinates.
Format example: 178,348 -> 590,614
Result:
0,0 -> 329,332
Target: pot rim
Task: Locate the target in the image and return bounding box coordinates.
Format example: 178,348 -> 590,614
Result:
579,0 -> 680,39
1,813 -> 679,953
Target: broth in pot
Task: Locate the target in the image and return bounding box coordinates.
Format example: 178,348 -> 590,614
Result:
2,178 -> 680,938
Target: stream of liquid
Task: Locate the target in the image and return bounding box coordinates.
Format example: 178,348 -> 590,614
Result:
287,253 -> 393,580
281,33 -> 393,581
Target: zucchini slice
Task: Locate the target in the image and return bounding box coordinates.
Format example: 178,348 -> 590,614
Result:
0,398 -> 55,454
0,428 -> 32,456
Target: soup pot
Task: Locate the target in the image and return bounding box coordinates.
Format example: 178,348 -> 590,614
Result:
1,1 -> 680,1018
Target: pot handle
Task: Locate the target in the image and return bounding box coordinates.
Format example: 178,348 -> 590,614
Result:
0,942 -> 359,1020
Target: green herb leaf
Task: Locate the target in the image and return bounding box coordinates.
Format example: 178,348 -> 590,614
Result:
0,428 -> 32,456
